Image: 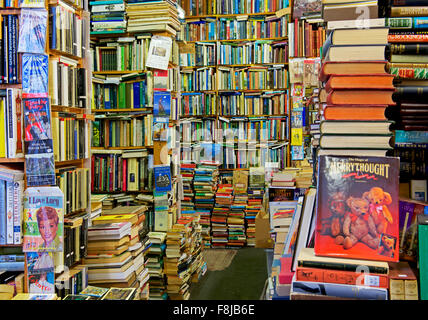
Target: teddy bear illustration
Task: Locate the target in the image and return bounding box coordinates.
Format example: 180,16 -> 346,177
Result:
320,192 -> 347,245
342,197 -> 380,250
363,187 -> 393,235
378,234 -> 396,258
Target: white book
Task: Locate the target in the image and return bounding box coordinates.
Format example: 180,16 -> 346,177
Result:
13,180 -> 24,244
411,180 -> 427,202
91,3 -> 125,12
49,58 -> 59,105
91,21 -> 126,28
6,89 -> 17,158
5,180 -> 14,244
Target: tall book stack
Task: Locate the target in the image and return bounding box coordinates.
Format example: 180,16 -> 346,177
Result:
146,231 -> 167,300
179,163 -> 196,218
90,0 -> 127,34
164,218 -> 192,300
193,161 -> 219,247
227,169 -> 248,247
211,183 -> 233,248
245,167 -> 265,246
386,3 -> 428,132
318,26 -> 395,157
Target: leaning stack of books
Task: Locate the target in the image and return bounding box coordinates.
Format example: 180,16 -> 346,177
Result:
164,218 -> 193,300
227,192 -> 247,248
90,0 -> 127,35
193,161 -> 220,248
211,184 -> 233,248
126,0 -> 181,35
386,5 -> 428,131
146,231 -> 167,300
318,25 -> 395,157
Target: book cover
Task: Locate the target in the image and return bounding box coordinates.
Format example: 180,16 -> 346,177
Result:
22,54 -> 49,98
153,91 -> 171,117
79,285 -> 109,298
152,117 -> 168,142
315,155 -> 400,262
22,186 -> 64,252
154,166 -> 172,192
18,0 -> 46,8
18,9 -> 47,54
25,153 -> 55,187
22,97 -> 51,142
293,0 -> 321,19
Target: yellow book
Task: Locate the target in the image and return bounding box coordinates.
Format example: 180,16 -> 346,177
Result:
92,213 -> 139,225
291,127 -> 303,146
127,158 -> 139,191
0,100 -> 6,157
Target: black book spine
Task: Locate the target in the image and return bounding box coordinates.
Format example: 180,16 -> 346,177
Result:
7,16 -> 12,84
390,43 -> 428,55
11,15 -> 16,84
393,86 -> 428,102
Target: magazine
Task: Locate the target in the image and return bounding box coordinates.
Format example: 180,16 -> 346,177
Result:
145,35 -> 172,70
154,166 -> 172,192
22,97 -> 52,141
25,153 -> 55,187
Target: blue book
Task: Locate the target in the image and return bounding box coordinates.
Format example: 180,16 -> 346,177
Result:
133,82 -> 140,108
0,180 -> 6,245
50,7 -> 56,49
89,0 -> 123,4
22,54 -> 48,97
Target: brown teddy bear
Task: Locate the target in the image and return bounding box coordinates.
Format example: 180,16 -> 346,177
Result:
363,187 -> 393,235
378,234 -> 396,258
342,197 -> 380,250
320,192 -> 347,245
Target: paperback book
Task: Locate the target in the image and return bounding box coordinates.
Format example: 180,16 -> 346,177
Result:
18,9 -> 47,54
22,54 -> 49,98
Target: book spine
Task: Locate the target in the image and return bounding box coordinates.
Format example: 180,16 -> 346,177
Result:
391,6 -> 428,17
6,88 -> 15,158
388,34 -> 428,42
390,43 -> 428,55
298,260 -> 388,274
393,0 -> 428,4
389,65 -> 428,80
13,179 -> 23,244
5,180 -> 13,244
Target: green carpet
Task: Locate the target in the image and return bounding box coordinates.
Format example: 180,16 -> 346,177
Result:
190,247 -> 268,300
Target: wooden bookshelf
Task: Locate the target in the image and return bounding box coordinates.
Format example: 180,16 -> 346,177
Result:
91,146 -> 154,150
92,108 -> 153,113
0,157 -> 25,163
0,83 -> 21,89
48,48 -> 83,64
51,105 -> 86,114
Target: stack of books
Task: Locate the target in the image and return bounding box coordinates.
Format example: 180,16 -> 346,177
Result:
318,26 -> 395,157
228,192 -> 247,248
180,163 -> 196,218
386,6 -> 428,131
187,215 -> 207,283
90,0 -> 127,34
164,218 -> 193,300
321,0 -> 380,22
146,231 -> 167,300
245,168 -> 265,246
211,184 -> 233,248
193,161 -> 220,247
126,0 -> 181,35
291,248 -> 389,300
295,167 -> 313,188
271,172 -> 296,188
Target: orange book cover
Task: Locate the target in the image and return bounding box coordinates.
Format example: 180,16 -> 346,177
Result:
325,74 -> 395,92
323,105 -> 389,121
315,155 -> 400,262
296,267 -> 389,288
319,61 -> 388,82
326,89 -> 395,105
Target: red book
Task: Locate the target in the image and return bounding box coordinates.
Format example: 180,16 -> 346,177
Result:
326,89 -> 395,105
122,158 -> 127,191
315,155 -> 400,262
388,34 -> 428,43
319,61 -> 388,83
296,267 -> 389,288
323,105 -> 390,121
278,257 -> 294,285
325,74 -> 395,92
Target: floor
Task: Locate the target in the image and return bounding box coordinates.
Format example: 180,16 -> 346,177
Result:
189,247 -> 269,300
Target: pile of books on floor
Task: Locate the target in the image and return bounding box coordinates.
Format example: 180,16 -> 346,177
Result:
187,216 -> 207,283
126,0 -> 181,35
318,25 -> 395,157
62,285 -> 139,300
245,168 -> 265,246
164,218 -> 193,300
193,161 -> 220,248
290,248 -> 389,300
84,207 -> 147,293
90,0 -> 127,34
146,231 -> 167,300
211,184 -> 233,248
227,190 -> 247,248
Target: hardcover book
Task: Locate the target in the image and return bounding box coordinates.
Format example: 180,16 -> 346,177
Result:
315,155 -> 400,262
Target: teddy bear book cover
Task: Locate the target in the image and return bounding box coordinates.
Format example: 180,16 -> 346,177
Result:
314,155 -> 400,262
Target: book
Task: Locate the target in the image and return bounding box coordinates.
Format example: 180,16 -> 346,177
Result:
315,156 -> 400,262
324,45 -> 388,62
22,54 -> 49,98
319,134 -> 393,150
410,179 -> 427,201
324,27 -> 389,46
391,6 -> 428,17
388,261 -> 418,300
418,214 -> 428,300
17,8 -> 47,54
322,1 -> 378,22
319,61 -> 388,82
323,105 -> 390,121
320,121 -> 393,135
325,74 -> 394,91
326,89 -> 394,105
101,287 -> 136,300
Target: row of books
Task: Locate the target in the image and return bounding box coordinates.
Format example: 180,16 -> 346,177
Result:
56,167 -> 90,215
92,115 -> 154,148
90,149 -> 154,193
180,92 -> 216,116
0,15 -> 19,84
180,0 -> 289,16
245,167 -> 265,246
180,118 -> 218,144
218,91 -> 288,116
179,14 -> 288,42
288,19 -> 326,58
51,113 -> 89,162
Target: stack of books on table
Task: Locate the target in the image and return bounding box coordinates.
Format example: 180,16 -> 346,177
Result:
146,231 -> 167,300
164,218 -> 193,300
227,192 -> 247,248
126,0 -> 181,35
90,0 -> 127,34
193,161 -> 220,247
318,25 -> 395,157
211,184 -> 233,248
291,248 -> 390,300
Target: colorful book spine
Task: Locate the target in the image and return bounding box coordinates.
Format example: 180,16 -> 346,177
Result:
13,179 -> 24,244
0,180 -> 6,245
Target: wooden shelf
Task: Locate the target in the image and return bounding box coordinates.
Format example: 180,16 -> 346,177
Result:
91,146 -> 153,150
51,105 -> 86,114
0,244 -> 22,247
0,8 -> 20,14
48,48 -> 82,63
0,157 -> 25,163
93,70 -> 147,75
183,12 -> 281,19
0,83 -> 22,89
55,159 -> 87,167
92,108 -> 152,113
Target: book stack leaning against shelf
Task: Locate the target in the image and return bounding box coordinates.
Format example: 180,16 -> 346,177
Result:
290,155 -> 400,300
318,25 -> 395,157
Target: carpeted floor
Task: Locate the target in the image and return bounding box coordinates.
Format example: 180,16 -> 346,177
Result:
189,247 -> 268,300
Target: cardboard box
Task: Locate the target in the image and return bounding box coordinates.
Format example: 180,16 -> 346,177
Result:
255,209 -> 274,249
